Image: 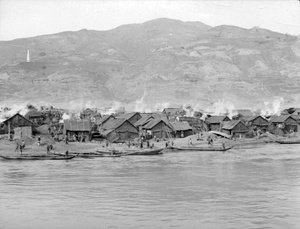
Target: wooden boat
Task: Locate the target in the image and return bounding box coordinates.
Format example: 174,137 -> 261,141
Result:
276,139 -> 300,144
122,148 -> 164,156
0,155 -> 76,160
54,152 -> 121,158
168,145 -> 234,152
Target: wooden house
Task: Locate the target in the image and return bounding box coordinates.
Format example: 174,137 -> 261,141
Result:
221,120 -> 249,138
170,121 -> 193,138
143,119 -> 174,139
25,110 -> 44,125
118,112 -> 142,125
242,115 -> 269,129
2,113 -> 33,135
64,120 -> 92,141
205,116 -> 231,131
269,115 -> 298,133
101,118 -> 138,143
179,116 -> 207,131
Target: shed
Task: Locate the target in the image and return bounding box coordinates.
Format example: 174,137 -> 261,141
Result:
96,115 -> 115,128
179,116 -> 207,131
221,120 -> 249,138
2,113 -> 33,134
205,116 -> 231,131
64,120 -> 92,141
101,118 -> 138,143
143,119 -> 174,139
134,115 -> 154,131
170,121 -> 193,138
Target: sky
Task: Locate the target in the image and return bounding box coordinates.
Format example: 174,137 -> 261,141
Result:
0,0 -> 299,41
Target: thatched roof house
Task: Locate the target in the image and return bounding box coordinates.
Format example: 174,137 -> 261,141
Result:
221,120 -> 249,137
170,121 -> 193,138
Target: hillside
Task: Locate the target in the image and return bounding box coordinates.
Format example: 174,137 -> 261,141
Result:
0,18 -> 299,112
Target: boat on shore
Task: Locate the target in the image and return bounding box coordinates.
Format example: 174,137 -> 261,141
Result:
122,148 -> 164,156
0,155 -> 76,160
54,152 -> 121,158
168,145 -> 234,152
276,139 -> 300,144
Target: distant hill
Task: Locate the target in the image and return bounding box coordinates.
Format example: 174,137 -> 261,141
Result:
0,18 -> 299,111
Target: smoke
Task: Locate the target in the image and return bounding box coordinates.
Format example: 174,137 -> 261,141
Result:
260,97 -> 284,116
205,99 -> 237,119
0,103 -> 30,123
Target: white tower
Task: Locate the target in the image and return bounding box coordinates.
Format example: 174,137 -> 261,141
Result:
26,49 -> 30,62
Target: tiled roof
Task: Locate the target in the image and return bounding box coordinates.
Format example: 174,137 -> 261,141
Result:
64,120 -> 91,131
170,121 -> 192,131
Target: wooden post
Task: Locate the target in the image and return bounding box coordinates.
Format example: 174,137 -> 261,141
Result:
8,121 -> 10,139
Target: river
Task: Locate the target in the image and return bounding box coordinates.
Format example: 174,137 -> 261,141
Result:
0,143 -> 300,229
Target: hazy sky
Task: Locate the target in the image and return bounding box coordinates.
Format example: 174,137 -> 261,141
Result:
0,0 -> 299,41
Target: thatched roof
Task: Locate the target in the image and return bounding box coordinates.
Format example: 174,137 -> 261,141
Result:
95,115 -> 115,125
222,120 -> 242,130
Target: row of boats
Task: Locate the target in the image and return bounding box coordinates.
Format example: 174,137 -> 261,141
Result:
0,144 -> 234,160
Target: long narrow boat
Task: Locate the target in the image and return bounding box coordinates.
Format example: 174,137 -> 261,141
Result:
168,145 -> 234,152
122,148 -> 164,156
276,139 -> 300,144
54,152 -> 121,158
0,155 -> 76,160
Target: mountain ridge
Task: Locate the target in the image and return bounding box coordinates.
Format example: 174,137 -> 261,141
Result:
0,18 -> 299,113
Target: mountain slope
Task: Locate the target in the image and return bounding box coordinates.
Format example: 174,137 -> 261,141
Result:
0,18 -> 299,111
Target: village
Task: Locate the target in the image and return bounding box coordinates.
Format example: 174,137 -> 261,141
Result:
0,103 -> 300,157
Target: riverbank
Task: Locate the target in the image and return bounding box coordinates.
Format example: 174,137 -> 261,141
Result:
0,131 -> 288,157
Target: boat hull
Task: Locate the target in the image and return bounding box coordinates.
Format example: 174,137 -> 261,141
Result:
0,155 -> 76,160
123,148 -> 164,156
168,145 -> 233,152
276,140 -> 300,144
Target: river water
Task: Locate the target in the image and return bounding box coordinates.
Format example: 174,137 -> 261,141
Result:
1,143 -> 300,229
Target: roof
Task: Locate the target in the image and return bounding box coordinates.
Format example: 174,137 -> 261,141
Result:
269,115 -> 296,123
222,120 -> 242,130
206,116 -> 230,124
95,115 -> 115,125
118,112 -> 140,121
170,121 -> 192,131
101,129 -> 114,136
25,110 -> 43,118
162,108 -> 183,115
102,118 -> 129,130
242,115 -> 267,122
3,113 -> 33,125
143,118 -> 172,130
134,116 -> 154,127
64,120 -> 91,131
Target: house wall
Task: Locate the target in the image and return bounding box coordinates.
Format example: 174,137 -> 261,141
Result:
210,124 -> 221,131
174,129 -> 193,138
13,126 -> 32,139
150,121 -> 174,139
66,131 -> 90,141
115,121 -> 138,142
